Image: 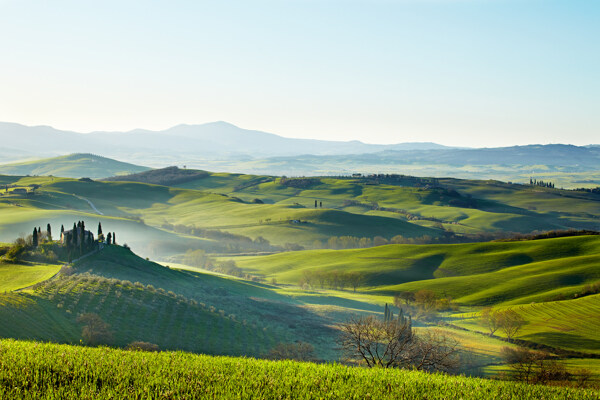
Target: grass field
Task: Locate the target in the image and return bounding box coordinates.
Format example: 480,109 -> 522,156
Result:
0,262 -> 60,292
0,338 -> 597,399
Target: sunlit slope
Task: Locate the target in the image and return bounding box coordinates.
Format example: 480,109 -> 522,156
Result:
440,178 -> 600,216
173,172 -> 600,234
233,235 -> 600,304
4,172 -> 599,252
0,153 -> 149,179
0,263 -> 61,292
137,191 -> 440,245
457,295 -> 600,354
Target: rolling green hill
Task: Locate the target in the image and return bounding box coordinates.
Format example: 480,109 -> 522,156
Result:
0,153 -> 150,179
2,167 -> 599,258
231,235 -> 600,304
0,245 -> 337,358
0,175 -> 443,254
455,294 -> 600,354
1,339 -> 597,399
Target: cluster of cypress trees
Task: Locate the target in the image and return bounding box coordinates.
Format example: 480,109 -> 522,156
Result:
529,178 -> 555,188
383,303 -> 412,330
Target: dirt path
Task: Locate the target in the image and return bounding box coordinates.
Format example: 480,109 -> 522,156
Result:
74,195 -> 104,215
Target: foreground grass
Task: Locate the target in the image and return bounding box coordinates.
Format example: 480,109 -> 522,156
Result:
0,339 -> 597,399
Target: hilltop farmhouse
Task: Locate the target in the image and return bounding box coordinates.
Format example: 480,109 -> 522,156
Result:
61,223 -> 94,246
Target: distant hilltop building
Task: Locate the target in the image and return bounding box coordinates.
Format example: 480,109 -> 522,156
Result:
61,224 -> 94,246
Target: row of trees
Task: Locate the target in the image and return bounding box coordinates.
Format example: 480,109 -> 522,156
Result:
393,290 -> 457,320
299,270 -> 364,291
529,178 -> 555,188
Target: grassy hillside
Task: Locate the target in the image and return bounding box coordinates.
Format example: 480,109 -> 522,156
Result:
0,245 -> 337,358
456,295 -> 600,354
232,235 -> 600,303
2,169 -> 599,259
0,175 -> 442,253
113,168 -> 600,237
0,153 -> 149,179
0,339 -> 597,399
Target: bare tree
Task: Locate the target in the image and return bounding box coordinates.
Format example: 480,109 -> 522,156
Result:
394,291 -> 415,307
348,272 -> 364,292
338,315 -> 460,372
338,315 -> 413,368
501,347 -> 571,385
410,329 -> 461,373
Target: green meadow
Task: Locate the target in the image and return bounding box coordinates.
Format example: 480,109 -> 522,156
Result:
0,262 -> 60,292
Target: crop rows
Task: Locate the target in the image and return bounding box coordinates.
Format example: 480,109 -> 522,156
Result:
13,274 -> 277,356
511,294 -> 600,353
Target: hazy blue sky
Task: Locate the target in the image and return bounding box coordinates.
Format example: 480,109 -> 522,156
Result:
0,0 -> 598,147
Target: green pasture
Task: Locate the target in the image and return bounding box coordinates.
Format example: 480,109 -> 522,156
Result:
0,263 -> 61,292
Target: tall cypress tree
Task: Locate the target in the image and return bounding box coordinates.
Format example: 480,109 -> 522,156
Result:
98,222 -> 103,236
47,223 -> 52,241
32,227 -> 38,247
72,222 -> 78,246
107,232 -> 112,245
112,232 -> 116,245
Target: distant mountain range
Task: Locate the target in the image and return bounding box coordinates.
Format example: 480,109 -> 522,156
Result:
0,121 -> 598,183
0,121 -> 452,161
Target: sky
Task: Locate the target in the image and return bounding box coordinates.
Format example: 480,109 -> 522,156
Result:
0,0 -> 598,147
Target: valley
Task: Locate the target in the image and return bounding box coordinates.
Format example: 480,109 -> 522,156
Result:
1,157 -> 599,393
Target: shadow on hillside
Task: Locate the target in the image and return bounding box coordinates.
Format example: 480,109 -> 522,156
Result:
291,294 -> 381,312
366,254 -> 446,287
522,332 -> 600,351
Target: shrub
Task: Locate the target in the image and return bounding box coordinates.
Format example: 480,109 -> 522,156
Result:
126,341 -> 160,352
